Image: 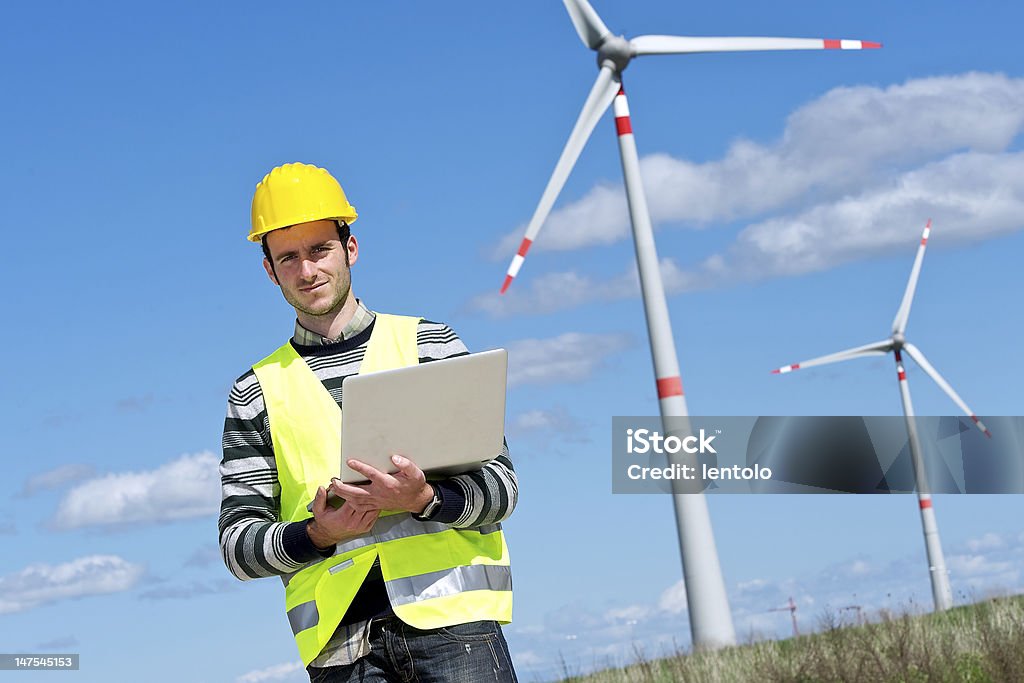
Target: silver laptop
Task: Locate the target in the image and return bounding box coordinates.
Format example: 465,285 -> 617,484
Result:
337,348 -> 508,484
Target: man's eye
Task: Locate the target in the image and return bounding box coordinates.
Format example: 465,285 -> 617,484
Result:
279,255 -> 295,263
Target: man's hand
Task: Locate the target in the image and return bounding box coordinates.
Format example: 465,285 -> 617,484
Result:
307,485 -> 380,549
330,455 -> 434,515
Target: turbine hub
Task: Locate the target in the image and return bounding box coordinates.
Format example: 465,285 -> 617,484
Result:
892,332 -> 905,349
597,34 -> 632,73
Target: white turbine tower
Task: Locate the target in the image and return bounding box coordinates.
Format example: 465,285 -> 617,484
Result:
773,220 -> 991,611
499,0 -> 879,649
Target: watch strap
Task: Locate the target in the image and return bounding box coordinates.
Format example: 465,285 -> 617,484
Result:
413,484 -> 442,521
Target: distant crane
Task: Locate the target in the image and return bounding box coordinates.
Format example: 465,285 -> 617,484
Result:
768,597 -> 799,637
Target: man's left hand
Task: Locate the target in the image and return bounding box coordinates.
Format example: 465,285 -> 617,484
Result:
330,455 -> 434,514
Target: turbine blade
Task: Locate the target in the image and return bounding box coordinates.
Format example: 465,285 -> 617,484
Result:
501,65 -> 619,293
631,35 -> 882,56
903,343 -> 991,437
771,339 -> 892,374
563,0 -> 611,50
892,219 -> 932,335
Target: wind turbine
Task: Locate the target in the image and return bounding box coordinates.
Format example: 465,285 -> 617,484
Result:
772,220 -> 991,612
498,0 -> 879,649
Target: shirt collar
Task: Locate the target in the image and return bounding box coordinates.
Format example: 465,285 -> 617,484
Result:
292,300 -> 375,346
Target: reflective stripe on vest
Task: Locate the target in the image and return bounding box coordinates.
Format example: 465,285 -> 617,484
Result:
288,600 -> 318,635
387,563 -> 512,608
286,564 -> 512,636
252,313 -> 512,666
281,516 -> 502,587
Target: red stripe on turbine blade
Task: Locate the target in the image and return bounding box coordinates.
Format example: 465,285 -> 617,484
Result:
517,238 -> 533,258
823,39 -> 841,49
971,415 -> 980,423
862,41 -> 882,49
791,364 -> 800,371
919,498 -> 933,509
617,86 -> 626,96
615,117 -> 632,136
921,238 -> 928,245
656,376 -> 684,398
984,429 -> 992,438
771,369 -> 781,374
500,275 -> 513,294
898,371 -> 907,381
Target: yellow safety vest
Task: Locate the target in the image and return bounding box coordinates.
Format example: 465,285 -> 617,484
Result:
252,314 -> 512,665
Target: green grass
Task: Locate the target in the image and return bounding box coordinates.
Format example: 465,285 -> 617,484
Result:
551,595 -> 1024,683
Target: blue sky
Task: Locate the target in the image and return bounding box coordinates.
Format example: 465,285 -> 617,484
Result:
1,1 -> 1022,681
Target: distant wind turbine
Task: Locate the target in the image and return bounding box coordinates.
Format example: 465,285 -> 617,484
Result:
773,220 -> 991,611
499,0 -> 879,648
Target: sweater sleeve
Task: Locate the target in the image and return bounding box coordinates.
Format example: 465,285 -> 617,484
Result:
416,320 -> 519,528
218,370 -> 328,581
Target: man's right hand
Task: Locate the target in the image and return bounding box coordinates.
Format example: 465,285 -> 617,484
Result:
307,485 -> 380,550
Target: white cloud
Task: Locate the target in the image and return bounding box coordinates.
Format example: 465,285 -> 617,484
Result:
52,451 -> 220,530
0,555 -> 144,614
472,256 -> 706,317
737,578 -> 769,592
506,332 -> 632,385
657,579 -> 688,614
484,151 -> 1024,315
235,661 -> 304,683
511,649 -> 545,668
20,464 -> 97,497
946,554 -> 1013,578
481,72 -> 1024,316
493,72 -> 1024,257
967,532 -> 1005,553
679,150 -> 1024,287
508,406 -> 588,442
469,267 -> 638,317
604,604 -> 652,623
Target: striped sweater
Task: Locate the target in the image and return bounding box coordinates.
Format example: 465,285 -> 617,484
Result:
219,311 -> 517,582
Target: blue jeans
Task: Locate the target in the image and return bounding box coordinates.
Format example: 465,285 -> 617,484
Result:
306,617 -> 518,682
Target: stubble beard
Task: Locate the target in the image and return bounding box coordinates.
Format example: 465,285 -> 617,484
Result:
284,275 -> 352,319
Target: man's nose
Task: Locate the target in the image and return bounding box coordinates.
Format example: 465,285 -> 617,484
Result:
299,257 -> 317,279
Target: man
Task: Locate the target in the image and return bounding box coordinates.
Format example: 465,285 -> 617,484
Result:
219,162 -> 519,682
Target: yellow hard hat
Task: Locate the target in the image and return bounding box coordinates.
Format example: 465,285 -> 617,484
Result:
249,162 -> 358,243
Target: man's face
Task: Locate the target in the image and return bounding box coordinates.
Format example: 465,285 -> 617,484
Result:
262,220 -> 359,318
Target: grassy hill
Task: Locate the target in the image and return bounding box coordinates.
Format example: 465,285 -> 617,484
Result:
553,595 -> 1024,682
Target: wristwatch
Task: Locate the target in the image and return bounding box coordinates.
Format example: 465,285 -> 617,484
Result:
414,484 -> 442,521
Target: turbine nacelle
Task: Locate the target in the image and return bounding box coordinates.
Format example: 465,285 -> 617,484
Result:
772,221 -> 990,440
500,0 -> 879,294
597,34 -> 633,73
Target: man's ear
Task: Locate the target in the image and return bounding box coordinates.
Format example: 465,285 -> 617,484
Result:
263,258 -> 280,285
347,235 -> 359,267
